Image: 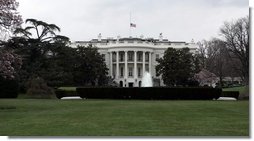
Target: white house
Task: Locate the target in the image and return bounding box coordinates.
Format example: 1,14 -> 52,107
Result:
71,34 -> 198,87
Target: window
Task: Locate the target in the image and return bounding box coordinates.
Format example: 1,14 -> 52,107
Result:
128,67 -> 133,77
156,54 -> 159,60
138,53 -> 142,61
112,53 -> 116,62
145,65 -> 149,72
120,67 -> 124,77
138,67 -> 141,77
120,53 -> 124,62
145,53 -> 149,62
128,52 -> 133,61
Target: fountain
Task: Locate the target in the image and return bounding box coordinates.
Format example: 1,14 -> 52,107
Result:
141,72 -> 153,87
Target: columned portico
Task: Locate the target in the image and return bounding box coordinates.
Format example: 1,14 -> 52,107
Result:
109,50 -> 153,87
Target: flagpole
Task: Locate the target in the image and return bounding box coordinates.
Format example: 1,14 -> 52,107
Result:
129,12 -> 131,37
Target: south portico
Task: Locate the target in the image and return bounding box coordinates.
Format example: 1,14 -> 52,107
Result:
108,48 -> 153,87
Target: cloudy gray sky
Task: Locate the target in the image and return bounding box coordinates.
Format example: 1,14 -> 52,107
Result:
18,0 -> 249,42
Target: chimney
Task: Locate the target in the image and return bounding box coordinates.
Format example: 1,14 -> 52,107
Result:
117,35 -> 121,41
191,39 -> 195,43
159,33 -> 163,41
98,33 -> 102,41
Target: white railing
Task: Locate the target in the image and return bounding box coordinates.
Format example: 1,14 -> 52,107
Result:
73,41 -> 197,49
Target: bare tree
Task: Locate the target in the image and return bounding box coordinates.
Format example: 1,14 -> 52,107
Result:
220,16 -> 249,84
206,38 -> 227,87
196,40 -> 208,69
196,38 -> 239,87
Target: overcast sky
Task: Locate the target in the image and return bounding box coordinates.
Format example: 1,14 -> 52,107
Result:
18,0 -> 249,42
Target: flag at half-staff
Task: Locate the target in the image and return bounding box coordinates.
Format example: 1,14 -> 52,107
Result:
130,23 -> 136,28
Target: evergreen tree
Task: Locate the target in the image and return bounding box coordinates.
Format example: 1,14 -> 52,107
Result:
156,48 -> 197,86
74,45 -> 109,86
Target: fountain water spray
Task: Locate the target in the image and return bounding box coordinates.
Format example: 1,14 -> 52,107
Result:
141,72 -> 153,87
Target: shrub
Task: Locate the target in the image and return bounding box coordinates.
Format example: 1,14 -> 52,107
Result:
239,88 -> 249,100
76,87 -> 221,100
26,77 -> 54,99
0,77 -> 19,98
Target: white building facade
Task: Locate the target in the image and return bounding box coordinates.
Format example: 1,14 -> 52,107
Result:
71,35 -> 197,87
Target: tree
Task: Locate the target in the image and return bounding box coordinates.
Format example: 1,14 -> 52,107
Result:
3,19 -> 70,90
0,49 -> 22,80
156,48 -> 197,86
0,0 -> 22,40
196,38 -> 242,87
11,18 -> 69,67
220,16 -> 249,84
74,45 -> 109,86
14,18 -> 69,43
0,49 -> 21,98
205,38 -> 228,87
38,45 -> 77,87
196,40 -> 208,69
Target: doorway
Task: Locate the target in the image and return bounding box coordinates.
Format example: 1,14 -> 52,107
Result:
128,83 -> 134,87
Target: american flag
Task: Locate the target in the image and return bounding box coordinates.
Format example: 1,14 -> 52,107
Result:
130,23 -> 136,28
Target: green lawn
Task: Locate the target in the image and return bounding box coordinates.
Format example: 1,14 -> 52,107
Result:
57,87 -> 76,91
0,99 -> 249,136
223,86 -> 248,93
223,86 -> 249,99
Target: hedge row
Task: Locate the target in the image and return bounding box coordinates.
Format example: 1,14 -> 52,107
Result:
221,91 -> 239,99
0,78 -> 19,98
75,87 -> 221,100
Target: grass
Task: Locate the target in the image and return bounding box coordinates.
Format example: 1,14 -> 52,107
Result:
57,87 -> 76,91
223,86 -> 248,93
223,86 -> 249,99
0,99 -> 249,136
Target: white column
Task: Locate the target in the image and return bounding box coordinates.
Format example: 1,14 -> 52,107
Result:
124,51 -> 128,79
110,52 -> 113,77
142,51 -> 145,75
134,51 -> 137,79
116,51 -> 119,79
149,52 -> 152,74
